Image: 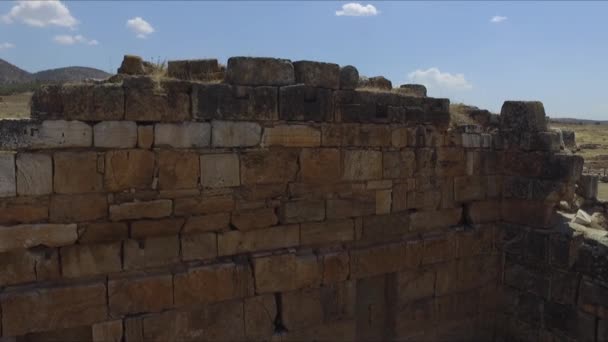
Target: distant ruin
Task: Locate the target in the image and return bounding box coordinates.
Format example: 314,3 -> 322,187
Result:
0,55 -> 605,341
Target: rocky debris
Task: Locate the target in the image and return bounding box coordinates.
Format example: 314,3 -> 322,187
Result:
358,76 -> 392,90
574,209 -> 592,226
561,129 -> 577,150
396,84 -> 427,97
117,55 -> 154,75
339,65 -> 359,90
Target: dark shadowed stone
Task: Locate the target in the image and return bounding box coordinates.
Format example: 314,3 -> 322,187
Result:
224,57 -> 295,86
62,83 -> 124,121
0,119 -> 40,150
501,101 -> 547,132
339,65 -> 359,90
293,61 -> 340,89
193,83 -> 277,121
167,59 -> 223,81
279,85 -> 333,122
124,77 -> 192,121
359,76 -> 392,90
31,85 -> 64,120
397,84 -> 427,97
562,130 -> 577,149
117,55 -> 146,75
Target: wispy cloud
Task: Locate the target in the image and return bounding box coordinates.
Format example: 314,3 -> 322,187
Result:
336,3 -> 379,17
0,42 -> 15,50
126,17 -> 155,38
1,0 -> 78,28
408,67 -> 472,91
53,34 -> 98,46
490,15 -> 508,23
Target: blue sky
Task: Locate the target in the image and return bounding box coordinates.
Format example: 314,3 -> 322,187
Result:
1,1 -> 607,119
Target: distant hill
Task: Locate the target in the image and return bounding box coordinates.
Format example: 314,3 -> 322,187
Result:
549,117 -> 608,125
0,58 -> 111,85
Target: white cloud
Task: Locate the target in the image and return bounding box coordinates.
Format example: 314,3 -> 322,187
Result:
126,17 -> 155,38
336,3 -> 379,17
53,34 -> 99,46
0,42 -> 15,49
408,67 -> 472,91
490,15 -> 508,23
1,0 -> 78,28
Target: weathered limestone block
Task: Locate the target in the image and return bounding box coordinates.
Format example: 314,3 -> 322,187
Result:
117,55 -> 148,75
262,125 -> 321,147
279,85 -> 334,121
244,295 -> 277,341
299,148 -> 341,183
280,199 -> 326,223
131,218 -> 184,238
61,242 -> 122,278
54,151 -> 103,194
109,274 -> 174,316
157,151 -> 199,190
562,130 -> 577,149
50,193 -> 107,222
225,56 -> 295,86
501,101 -> 547,132
436,147 -> 466,177
231,207 -> 278,231
0,223 -> 77,252
501,199 -> 555,228
322,252 -> 350,284
465,200 -> 502,224
181,232 -> 217,261
93,121 -> 137,148
577,174 -> 599,200
336,89 -> 431,123
0,196 -> 49,224
253,252 -> 321,293
342,150 -> 382,181
211,120 -> 262,147
30,85 -> 63,119
454,176 -> 486,202
125,77 -> 191,121
137,125 -> 154,148
300,219 -> 355,245
109,199 -> 172,221
154,122 -> 211,148
16,153 -> 52,196
92,320 -> 123,342
123,235 -> 180,270
326,192 -> 376,219
359,76 -> 392,90
62,83 -> 124,121
0,282 -> 107,336
240,149 -> 299,184
293,60 -> 340,89
0,152 -> 16,197
200,153 -> 240,188
78,222 -> 128,244
20,120 -> 92,149
397,84 -> 427,97
409,208 -> 463,231
168,59 -> 223,81
0,249 -> 59,286
105,149 -> 155,191
322,123 -> 391,147
173,262 -> 253,306
174,195 -> 234,216
218,225 -> 299,256
383,149 -> 416,179
350,242 -> 406,278
376,189 -> 392,214
339,65 -> 359,90
194,84 -> 278,121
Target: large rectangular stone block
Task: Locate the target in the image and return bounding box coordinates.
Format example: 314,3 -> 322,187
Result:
261,125 -> 321,147
182,212 -> 230,233
300,219 -> 355,245
299,148 -> 341,183
109,274 -> 173,316
0,223 -> 77,252
167,58 -> 222,81
279,85 -> 333,121
225,56 -> 295,86
383,149 -> 416,179
104,149 -> 155,191
62,83 -> 124,121
16,153 -> 52,196
293,60 -> 340,89
0,282 -> 107,336
409,208 -> 462,231
326,191 -> 375,219
109,200 -> 172,221
193,83 -> 278,121
54,151 -> 103,194
322,123 -> 392,147
174,195 -> 234,216
0,120 -> 92,150
253,253 -> 321,293
157,150 -> 199,190
125,78 -> 191,121
50,193 -> 107,222
0,249 -> 59,287
231,207 -> 278,231
93,121 -> 137,148
0,152 -> 16,197
218,224 -> 299,256
200,153 -> 240,188
123,235 -> 180,270
211,120 -> 262,147
280,199 -> 325,223
350,242 -> 407,278
78,222 -> 128,244
181,232 -> 217,261
61,242 -> 122,278
342,150 -> 382,181
240,149 -> 299,185
154,122 -> 210,148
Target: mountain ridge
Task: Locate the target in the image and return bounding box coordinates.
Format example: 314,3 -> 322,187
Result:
0,58 -> 111,85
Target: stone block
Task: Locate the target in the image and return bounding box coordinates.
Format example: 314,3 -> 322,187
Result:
326,192 -> 375,219
279,85 -> 334,121
244,295 -> 277,341
350,242 -> 406,278
322,124 -> 391,147
454,176 -> 486,202
154,122 -> 210,148
225,56 -> 295,86
174,195 -> 234,216
398,84 -> 427,97
360,76 -> 392,90
182,212 -> 230,233
218,224 -> 299,256
421,233 -> 458,265
397,269 -> 436,306
181,232 -> 218,261
280,199 -> 325,223
361,213 -> 409,240
299,148 -> 341,183
240,149 -> 299,184
322,252 -> 350,284
383,149 -> 416,179
2,119 -> 92,150
211,120 -> 262,147
109,200 -> 172,221
342,150 -> 382,181
16,153 -> 52,196
339,65 -> 360,90
231,207 -> 278,231
261,125 -> 321,147
109,274 -> 173,316
501,199 -> 555,228
376,189 -> 392,215
465,200 -> 502,224
0,223 -> 77,252
131,218 -> 184,238
123,235 -> 180,270
174,262 -> 253,306
104,149 -> 155,191
436,147 -> 466,177
54,151 -> 103,194
50,193 -> 107,222
78,222 -> 128,243
92,320 -> 123,342
0,282 -> 107,336
30,84 -> 63,119
117,54 -> 147,74
194,83 -> 278,121
93,121 -> 137,148
0,249 -> 59,286
62,83 -> 124,121
410,208 -> 462,232
415,148 -> 436,175
125,78 -> 191,121
200,153 -> 240,188
301,219 -> 355,245
462,133 -> 481,148
501,101 -> 547,132
293,60 -> 340,89
253,253 -> 321,293
167,58 -> 222,81
61,242 -> 122,278
282,288 -> 325,331
0,153 -> 16,197
157,150 -> 199,190
137,125 -> 154,148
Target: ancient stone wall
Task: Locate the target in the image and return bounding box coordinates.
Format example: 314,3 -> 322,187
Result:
0,56 -> 598,341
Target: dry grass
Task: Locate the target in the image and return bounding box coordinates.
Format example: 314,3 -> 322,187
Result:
449,103 -> 478,127
551,122 -> 608,171
0,92 -> 32,119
